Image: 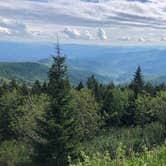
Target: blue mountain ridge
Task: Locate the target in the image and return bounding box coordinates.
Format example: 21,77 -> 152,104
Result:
0,41 -> 165,84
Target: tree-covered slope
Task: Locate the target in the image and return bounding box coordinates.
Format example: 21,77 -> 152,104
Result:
0,62 -> 48,82
0,61 -> 165,84
0,62 -> 111,84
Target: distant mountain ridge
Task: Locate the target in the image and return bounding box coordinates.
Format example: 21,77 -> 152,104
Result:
0,42 -> 165,84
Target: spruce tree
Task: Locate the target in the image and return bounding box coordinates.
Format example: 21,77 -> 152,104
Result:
32,80 -> 42,94
76,81 -> 84,91
131,65 -> 144,97
32,40 -> 77,166
87,75 -> 101,101
41,81 -> 48,93
9,79 -> 18,90
20,82 -> 29,96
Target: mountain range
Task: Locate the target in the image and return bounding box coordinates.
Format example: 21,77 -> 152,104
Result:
0,41 -> 165,84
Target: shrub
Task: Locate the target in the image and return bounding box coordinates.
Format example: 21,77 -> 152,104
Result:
0,140 -> 31,166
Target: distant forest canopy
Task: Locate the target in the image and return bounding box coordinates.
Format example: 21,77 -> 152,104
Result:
0,42 -> 165,166
0,61 -> 165,85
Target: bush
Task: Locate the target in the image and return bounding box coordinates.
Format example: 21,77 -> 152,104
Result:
82,122 -> 165,157
0,140 -> 31,166
69,141 -> 166,166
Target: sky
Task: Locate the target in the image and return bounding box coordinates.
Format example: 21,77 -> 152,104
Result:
0,0 -> 166,45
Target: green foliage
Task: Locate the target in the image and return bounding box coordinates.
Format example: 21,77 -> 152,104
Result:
0,140 -> 31,166
32,44 -> 78,166
20,82 -> 29,96
0,61 -> 111,85
0,53 -> 165,166
76,81 -> 84,91
69,151 -> 111,166
103,88 -> 133,126
0,62 -> 48,82
151,91 -> 166,128
0,89 -> 24,142
14,94 -> 50,139
0,86 -> 49,142
131,66 -> 144,97
134,93 -> 155,131
87,75 -> 103,102
69,141 -> 166,166
31,80 -> 42,94
82,122 -> 165,157
68,88 -> 101,140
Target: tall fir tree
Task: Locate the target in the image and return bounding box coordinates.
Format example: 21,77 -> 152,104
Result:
76,81 -> 84,91
131,65 -> 144,97
87,75 -> 101,102
32,80 -> 42,94
41,81 -> 48,93
9,79 -> 18,90
32,38 -> 78,166
20,82 -> 29,96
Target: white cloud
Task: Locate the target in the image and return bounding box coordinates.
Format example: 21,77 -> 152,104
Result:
120,36 -> 130,41
98,28 -> 107,40
63,27 -> 93,40
64,27 -> 81,39
0,26 -> 11,34
83,30 -> 93,40
160,36 -> 166,41
138,37 -> 146,42
0,17 -> 29,37
0,0 -> 166,44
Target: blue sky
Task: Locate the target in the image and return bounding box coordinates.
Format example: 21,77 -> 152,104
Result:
0,0 -> 166,45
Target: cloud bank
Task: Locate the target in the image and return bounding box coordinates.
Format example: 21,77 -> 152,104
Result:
0,0 -> 166,44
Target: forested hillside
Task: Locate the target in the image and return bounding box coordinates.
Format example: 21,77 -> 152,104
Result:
0,44 -> 165,166
0,61 -> 165,85
0,62 -> 48,82
0,62 -> 110,85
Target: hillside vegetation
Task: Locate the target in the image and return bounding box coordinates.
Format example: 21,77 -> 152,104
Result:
0,45 -> 165,166
0,62 -> 48,82
0,62 -> 110,85
69,142 -> 166,166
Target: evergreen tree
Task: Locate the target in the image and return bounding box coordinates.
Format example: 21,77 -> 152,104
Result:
144,82 -> 155,96
131,66 -> 144,97
68,89 -> 101,140
1,81 -> 8,95
76,81 -> 84,91
32,80 -> 42,94
0,90 -> 23,142
9,79 -> 18,90
20,82 -> 29,96
41,81 -> 48,93
32,40 -> 77,166
87,75 -> 101,102
103,88 -> 130,126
